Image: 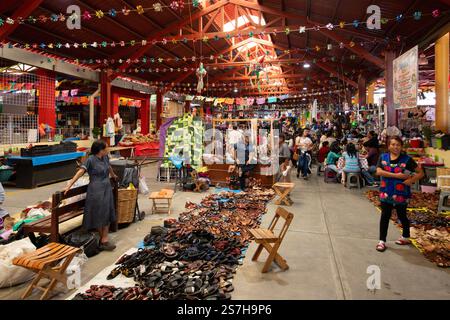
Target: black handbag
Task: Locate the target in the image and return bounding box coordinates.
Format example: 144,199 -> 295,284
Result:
64,231 -> 101,257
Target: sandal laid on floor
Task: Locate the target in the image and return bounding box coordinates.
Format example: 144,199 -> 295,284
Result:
376,242 -> 387,252
395,238 -> 412,245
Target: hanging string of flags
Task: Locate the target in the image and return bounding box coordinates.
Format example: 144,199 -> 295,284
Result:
52,42 -> 377,67
0,9 -> 445,52
167,89 -> 346,106
0,1 -> 196,27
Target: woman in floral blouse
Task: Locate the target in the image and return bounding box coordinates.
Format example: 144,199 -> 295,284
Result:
375,136 -> 423,252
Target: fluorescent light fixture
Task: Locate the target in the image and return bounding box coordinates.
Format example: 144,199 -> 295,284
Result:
303,63 -> 310,68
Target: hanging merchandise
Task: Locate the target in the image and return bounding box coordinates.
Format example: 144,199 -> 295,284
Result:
162,114 -> 204,170
256,97 -> 266,105
114,113 -> 123,130
106,117 -> 115,145
249,55 -> 268,92
196,62 -> 207,94
312,99 -> 318,120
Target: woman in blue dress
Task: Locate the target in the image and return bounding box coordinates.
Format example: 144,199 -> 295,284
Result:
65,140 -> 118,251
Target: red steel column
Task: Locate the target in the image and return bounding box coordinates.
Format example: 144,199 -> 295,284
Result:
112,92 -> 119,116
140,97 -> 150,135
36,69 -> 56,129
100,70 -> 112,124
156,91 -> 163,129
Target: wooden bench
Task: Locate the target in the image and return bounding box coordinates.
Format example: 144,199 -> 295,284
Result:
249,207 -> 294,273
13,242 -> 82,300
23,178 -> 118,243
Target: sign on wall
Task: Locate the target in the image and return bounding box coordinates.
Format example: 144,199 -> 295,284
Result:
393,45 -> 418,109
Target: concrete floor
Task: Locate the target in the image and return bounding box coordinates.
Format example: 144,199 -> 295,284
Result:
0,163 -> 449,300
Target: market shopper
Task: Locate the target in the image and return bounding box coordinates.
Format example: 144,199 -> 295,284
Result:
234,135 -> 256,190
296,128 -> 313,180
65,140 -> 118,251
375,136 -> 424,252
363,131 -> 380,174
340,143 -> 361,184
325,141 -> 342,174
279,135 -> 291,164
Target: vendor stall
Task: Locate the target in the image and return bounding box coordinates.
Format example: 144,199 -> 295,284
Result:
205,118 -> 278,187
7,152 -> 85,188
119,134 -> 159,157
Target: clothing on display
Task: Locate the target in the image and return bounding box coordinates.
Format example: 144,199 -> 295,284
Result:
162,114 -> 204,170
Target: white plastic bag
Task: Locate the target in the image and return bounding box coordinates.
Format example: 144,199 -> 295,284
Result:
0,238 -> 36,288
66,253 -> 88,290
139,176 -> 149,195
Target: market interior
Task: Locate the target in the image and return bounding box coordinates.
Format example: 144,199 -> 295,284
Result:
0,0 -> 449,301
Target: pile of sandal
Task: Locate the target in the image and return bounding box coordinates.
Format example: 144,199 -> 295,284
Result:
365,190 -> 440,213
410,227 -> 450,268
365,190 -> 449,267
74,187 -> 274,300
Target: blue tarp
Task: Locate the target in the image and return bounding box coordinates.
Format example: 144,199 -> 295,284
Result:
214,187 -> 243,193
8,152 -> 86,166
63,137 -> 81,142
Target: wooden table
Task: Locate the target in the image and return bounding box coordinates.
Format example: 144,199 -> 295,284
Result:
149,189 -> 174,214
107,146 -> 135,158
273,182 -> 295,206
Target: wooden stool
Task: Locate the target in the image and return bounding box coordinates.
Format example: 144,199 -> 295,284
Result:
12,243 -> 81,300
149,189 -> 174,214
273,182 -> 295,206
249,207 -> 294,273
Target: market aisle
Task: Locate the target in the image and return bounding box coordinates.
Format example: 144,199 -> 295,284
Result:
233,169 -> 450,300
1,164 -> 449,299
0,163 -> 212,300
